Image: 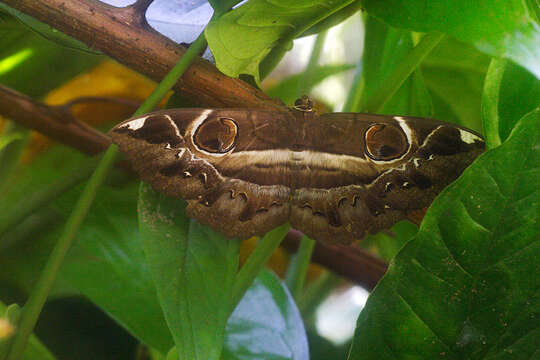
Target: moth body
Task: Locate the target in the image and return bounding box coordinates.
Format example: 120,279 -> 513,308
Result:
109,101 -> 484,243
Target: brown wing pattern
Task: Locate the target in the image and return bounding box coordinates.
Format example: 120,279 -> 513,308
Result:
109,108 -> 485,243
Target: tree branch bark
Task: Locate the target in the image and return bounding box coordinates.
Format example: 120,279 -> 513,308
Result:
0,85 -> 110,154
1,0 -> 285,110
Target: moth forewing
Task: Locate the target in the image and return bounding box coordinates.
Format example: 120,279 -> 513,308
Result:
109,103 -> 485,244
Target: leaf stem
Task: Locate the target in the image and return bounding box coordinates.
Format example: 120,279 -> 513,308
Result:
362,32 -> 444,113
285,235 -> 315,300
297,30 -> 328,96
230,223 -> 291,314
5,29 -> 209,360
482,58 -> 506,149
343,63 -> 364,112
298,272 -> 341,320
4,144 -> 119,360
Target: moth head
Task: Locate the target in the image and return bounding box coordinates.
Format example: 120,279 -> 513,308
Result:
293,95 -> 314,112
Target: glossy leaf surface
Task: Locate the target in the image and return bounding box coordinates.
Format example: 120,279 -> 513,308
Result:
349,108 -> 540,358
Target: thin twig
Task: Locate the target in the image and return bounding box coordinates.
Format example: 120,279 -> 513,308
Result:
0,85 -> 111,154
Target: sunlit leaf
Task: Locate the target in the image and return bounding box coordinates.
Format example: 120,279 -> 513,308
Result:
362,0 -> 540,79
206,0 -> 355,81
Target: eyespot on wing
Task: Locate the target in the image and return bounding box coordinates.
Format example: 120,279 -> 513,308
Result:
364,123 -> 408,161
193,117 -> 238,153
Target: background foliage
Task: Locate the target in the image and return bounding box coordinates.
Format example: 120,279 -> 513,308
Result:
0,0 -> 539,359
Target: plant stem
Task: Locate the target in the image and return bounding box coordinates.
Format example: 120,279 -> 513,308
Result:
362,32 -> 444,113
343,63 -> 364,112
298,272 -> 342,321
133,33 -> 208,117
230,223 -> 291,314
4,144 -> 119,360
297,30 -> 328,96
285,235 -> 315,300
482,58 -> 506,149
5,29 -> 209,360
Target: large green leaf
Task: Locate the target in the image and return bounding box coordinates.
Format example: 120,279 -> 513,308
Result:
361,0 -> 540,79
498,62 -> 540,142
0,146 -> 90,297
349,108 -> 540,358
59,185 -> 174,354
224,270 -> 309,360
205,0 -> 355,81
138,183 -> 241,360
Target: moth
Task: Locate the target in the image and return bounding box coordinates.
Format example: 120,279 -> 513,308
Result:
109,97 -> 485,244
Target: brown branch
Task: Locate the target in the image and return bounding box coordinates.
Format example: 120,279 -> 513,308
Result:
0,85 -> 111,154
282,230 -> 387,291
2,0 -> 285,110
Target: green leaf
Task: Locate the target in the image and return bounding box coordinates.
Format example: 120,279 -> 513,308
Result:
359,16 -> 434,117
363,220 -> 418,262
498,62 -> 540,142
0,132 -> 23,152
349,108 -> 540,358
265,64 -> 355,105
59,185 -> 174,354
205,0 -> 355,81
422,37 -> 491,132
0,11 -> 101,97
361,0 -> 540,79
223,270 -> 309,360
0,146 -> 90,296
482,58 -> 507,149
138,183 -> 241,360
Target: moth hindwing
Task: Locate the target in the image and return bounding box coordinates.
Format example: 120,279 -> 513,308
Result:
109,103 -> 484,244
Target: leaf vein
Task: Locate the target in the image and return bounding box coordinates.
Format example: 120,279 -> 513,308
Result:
394,291 -> 454,352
